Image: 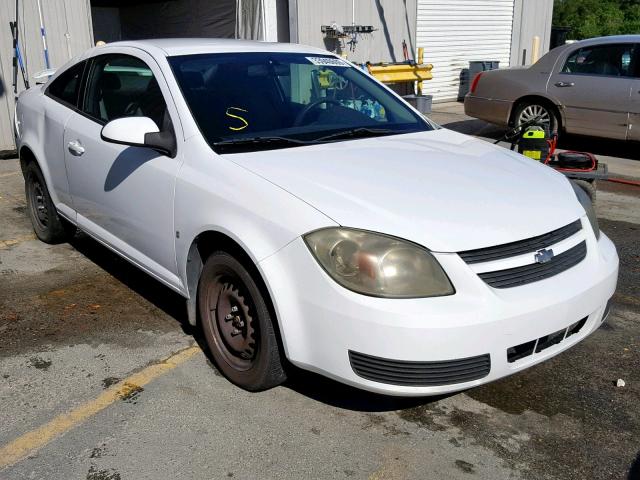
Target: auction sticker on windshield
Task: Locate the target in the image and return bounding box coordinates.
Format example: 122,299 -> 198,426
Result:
306,56 -> 349,67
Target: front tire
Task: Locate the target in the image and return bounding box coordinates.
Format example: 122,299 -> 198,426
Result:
198,251 -> 286,391
24,162 -> 76,244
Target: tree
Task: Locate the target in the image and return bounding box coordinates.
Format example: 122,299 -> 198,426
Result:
553,0 -> 640,39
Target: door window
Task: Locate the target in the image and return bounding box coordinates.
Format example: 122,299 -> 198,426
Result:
46,61 -> 86,108
83,54 -> 168,128
562,44 -> 636,77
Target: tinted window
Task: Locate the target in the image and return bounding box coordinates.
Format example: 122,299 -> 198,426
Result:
46,61 -> 85,107
562,44 -> 636,77
83,54 -> 168,128
169,52 -> 431,150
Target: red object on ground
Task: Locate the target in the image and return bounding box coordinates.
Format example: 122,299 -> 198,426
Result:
606,178 -> 640,187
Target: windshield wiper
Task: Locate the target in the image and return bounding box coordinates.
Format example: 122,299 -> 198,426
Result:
213,136 -> 314,152
314,127 -> 399,143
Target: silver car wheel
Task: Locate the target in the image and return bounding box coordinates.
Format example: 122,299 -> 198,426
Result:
517,104 -> 551,128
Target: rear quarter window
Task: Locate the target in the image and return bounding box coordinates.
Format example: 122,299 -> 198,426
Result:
46,61 -> 86,107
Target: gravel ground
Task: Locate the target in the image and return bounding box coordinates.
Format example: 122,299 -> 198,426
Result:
0,128 -> 638,480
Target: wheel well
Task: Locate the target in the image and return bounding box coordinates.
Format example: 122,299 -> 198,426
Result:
193,231 -> 256,270
185,231 -> 285,355
19,146 -> 37,174
510,95 -> 562,130
186,230 -> 287,359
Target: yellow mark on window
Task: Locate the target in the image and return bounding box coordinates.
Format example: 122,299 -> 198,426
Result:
226,107 -> 249,131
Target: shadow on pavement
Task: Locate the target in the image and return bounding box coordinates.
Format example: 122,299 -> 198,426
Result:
558,134 -> 640,161
284,366 -> 452,412
69,232 -> 192,332
441,116 -> 640,162
440,118 -> 504,139
628,451 -> 640,480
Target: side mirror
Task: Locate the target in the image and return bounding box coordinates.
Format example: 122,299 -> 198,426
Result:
101,117 -> 176,157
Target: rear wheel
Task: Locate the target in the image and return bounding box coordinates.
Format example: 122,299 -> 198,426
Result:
198,251 -> 286,391
24,162 -> 76,244
513,101 -> 559,134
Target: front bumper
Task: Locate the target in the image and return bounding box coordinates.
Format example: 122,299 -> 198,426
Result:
259,226 -> 618,396
464,94 -> 513,126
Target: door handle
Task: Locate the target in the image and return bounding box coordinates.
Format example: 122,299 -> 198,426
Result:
67,140 -> 85,156
554,81 -> 575,88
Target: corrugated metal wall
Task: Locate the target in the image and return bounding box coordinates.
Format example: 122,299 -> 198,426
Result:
0,0 -> 93,152
416,0 -> 515,102
293,0 -> 417,64
510,0 -> 554,67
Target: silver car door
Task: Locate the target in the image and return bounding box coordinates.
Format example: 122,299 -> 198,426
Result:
548,42 -> 635,140
628,46 -> 640,141
39,60 -> 88,220
63,50 -> 183,289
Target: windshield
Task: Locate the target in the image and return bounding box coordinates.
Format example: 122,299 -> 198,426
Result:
168,52 -> 433,153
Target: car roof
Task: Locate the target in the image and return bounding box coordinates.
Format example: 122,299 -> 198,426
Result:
95,38 -> 330,57
570,34 -> 640,47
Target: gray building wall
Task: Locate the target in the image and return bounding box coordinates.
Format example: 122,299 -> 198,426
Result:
291,0 -> 417,64
0,0 -> 94,152
510,0 -> 554,66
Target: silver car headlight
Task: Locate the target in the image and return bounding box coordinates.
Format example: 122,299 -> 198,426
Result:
304,228 -> 454,298
571,181 -> 600,239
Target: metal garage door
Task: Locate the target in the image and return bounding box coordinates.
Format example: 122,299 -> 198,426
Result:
416,0 -> 515,102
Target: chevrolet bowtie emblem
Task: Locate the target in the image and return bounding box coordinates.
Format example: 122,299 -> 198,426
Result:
535,248 -> 554,264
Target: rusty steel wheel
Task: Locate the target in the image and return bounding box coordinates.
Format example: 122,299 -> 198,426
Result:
198,251 -> 286,391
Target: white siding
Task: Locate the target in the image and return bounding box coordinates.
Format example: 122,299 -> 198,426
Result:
0,0 -> 93,152
416,0 -> 515,102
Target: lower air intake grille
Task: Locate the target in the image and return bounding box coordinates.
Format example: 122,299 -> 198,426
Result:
478,241 -> 587,289
507,316 -> 588,363
348,351 -> 491,386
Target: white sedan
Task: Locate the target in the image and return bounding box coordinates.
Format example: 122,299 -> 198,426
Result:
15,39 -> 618,396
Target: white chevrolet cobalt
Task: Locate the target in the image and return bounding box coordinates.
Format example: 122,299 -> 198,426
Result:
15,39 -> 618,396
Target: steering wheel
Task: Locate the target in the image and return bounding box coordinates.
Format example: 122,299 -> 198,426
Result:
293,98 -> 343,126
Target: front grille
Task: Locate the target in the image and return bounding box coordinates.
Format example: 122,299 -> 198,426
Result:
478,240 -> 587,289
348,351 -> 491,386
507,316 -> 588,363
459,220 -> 582,264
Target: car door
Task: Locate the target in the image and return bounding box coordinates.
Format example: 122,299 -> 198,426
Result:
548,42 -> 635,139
40,60 -> 88,220
628,45 -> 640,141
63,50 -> 183,289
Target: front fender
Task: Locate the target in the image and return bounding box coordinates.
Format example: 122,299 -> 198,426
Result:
174,136 -> 336,300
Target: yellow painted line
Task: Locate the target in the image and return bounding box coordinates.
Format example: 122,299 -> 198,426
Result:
0,345 -> 201,470
0,171 -> 20,179
0,233 -> 36,250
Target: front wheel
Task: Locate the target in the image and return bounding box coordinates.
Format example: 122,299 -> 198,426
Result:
198,251 -> 286,391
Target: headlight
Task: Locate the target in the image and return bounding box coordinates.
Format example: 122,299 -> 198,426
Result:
571,181 -> 599,239
304,228 -> 454,298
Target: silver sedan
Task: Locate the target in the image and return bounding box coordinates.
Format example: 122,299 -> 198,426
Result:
464,35 -> 640,140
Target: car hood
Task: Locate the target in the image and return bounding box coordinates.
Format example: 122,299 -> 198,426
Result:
224,129 -> 583,252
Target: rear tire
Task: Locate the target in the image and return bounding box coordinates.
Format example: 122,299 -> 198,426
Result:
24,162 -> 76,244
198,251 -> 286,391
513,100 -> 559,134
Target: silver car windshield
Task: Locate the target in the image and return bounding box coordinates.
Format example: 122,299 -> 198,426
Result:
169,52 -> 433,152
